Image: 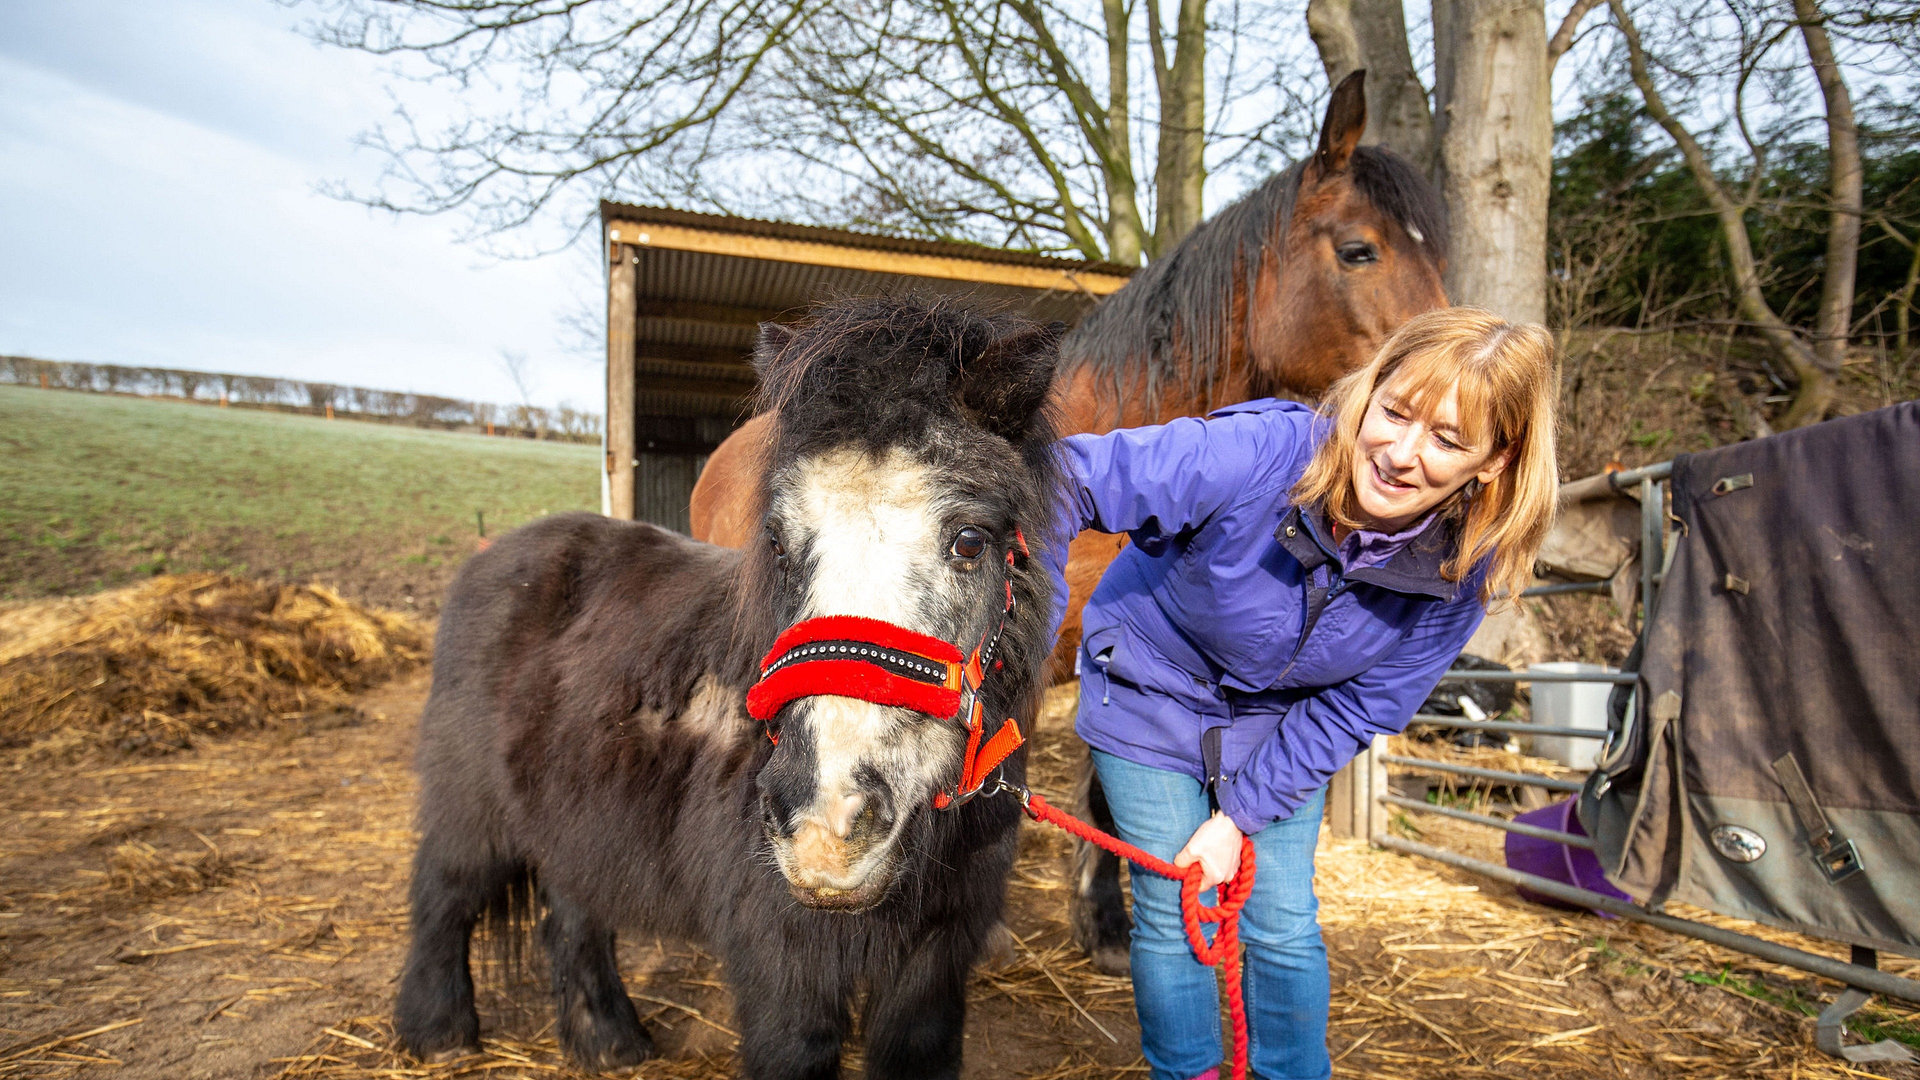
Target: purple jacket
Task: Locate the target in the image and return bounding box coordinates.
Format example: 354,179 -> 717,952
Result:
1046,399 -> 1488,833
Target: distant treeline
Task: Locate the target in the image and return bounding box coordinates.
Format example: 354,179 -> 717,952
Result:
1,355 -> 602,443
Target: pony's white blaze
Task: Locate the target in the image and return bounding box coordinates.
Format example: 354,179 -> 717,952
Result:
771,447 -> 968,895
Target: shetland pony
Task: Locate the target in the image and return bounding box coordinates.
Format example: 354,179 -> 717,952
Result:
396,297 -> 1062,1079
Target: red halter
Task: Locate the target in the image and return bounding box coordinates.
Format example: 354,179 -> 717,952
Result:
745,533 -> 1030,810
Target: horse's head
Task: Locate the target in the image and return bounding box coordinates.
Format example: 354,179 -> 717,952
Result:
1055,70 -> 1449,432
1248,70 -> 1450,398
745,298 -> 1060,911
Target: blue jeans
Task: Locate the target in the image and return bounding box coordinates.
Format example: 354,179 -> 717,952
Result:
1092,750 -> 1332,1080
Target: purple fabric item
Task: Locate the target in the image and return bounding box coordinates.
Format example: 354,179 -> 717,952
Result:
1337,509 -> 1437,571
1044,398 -> 1489,834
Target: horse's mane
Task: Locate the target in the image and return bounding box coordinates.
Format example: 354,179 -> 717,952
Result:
1060,146 -> 1448,413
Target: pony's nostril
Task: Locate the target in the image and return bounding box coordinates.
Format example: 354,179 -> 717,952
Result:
827,792 -> 865,839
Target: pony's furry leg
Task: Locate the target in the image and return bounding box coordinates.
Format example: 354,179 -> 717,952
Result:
1069,767 -> 1133,976
727,936 -> 852,1080
861,934 -> 973,1080
538,890 -> 654,1070
394,842 -> 521,1059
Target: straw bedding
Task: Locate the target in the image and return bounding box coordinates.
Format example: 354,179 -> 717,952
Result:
0,574 -> 427,752
1,673 -> 1914,1078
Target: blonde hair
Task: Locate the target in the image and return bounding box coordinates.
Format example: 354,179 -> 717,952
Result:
1291,307 -> 1560,606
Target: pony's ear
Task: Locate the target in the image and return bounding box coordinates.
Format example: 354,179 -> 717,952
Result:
752,321 -> 799,376
955,321 -> 1062,441
1315,69 -> 1367,176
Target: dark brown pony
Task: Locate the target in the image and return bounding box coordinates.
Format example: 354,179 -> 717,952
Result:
687,71 -> 1449,975
396,297 -> 1062,1079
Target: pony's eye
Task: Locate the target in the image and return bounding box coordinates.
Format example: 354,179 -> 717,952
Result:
767,529 -> 788,562
949,527 -> 988,561
1336,241 -> 1378,266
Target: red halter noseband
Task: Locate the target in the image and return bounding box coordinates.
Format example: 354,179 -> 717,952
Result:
745,533 -> 1030,810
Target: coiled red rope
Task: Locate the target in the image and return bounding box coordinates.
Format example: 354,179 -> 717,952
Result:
1022,791 -> 1257,1080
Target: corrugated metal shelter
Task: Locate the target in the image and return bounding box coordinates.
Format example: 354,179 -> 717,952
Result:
599,202 -> 1134,530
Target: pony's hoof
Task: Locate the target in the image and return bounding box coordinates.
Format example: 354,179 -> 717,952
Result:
394,1000 -> 481,1062
561,1010 -> 656,1072
1089,944 -> 1131,977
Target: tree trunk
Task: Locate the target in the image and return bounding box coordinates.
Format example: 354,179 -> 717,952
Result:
1150,0 -> 1207,252
1781,0 -> 1859,428
1306,0 -> 1433,171
1608,0 -> 1830,425
1103,0 -> 1145,265
1431,0 -> 1552,324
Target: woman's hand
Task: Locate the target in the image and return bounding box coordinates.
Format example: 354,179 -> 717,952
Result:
1173,811 -> 1244,891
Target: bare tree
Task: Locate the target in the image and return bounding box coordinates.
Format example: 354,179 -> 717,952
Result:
313,0 -> 1317,262
1608,0 -> 1864,425
498,348 -> 537,412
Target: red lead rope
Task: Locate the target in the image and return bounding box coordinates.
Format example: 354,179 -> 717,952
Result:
1022,792 -> 1257,1080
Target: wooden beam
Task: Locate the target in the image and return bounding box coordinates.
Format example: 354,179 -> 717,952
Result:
607,220 -> 1132,296
638,298 -> 794,326
634,355 -> 758,387
634,342 -> 756,368
606,243 -> 638,520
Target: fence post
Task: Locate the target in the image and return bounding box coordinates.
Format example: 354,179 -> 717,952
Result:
1328,757 -> 1360,838
1328,735 -> 1392,840
1366,733 -> 1390,843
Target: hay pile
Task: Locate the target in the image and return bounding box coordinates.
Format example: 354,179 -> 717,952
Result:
0,573 -> 427,751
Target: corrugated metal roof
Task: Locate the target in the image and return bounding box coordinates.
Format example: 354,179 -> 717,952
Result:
600,200 -> 1134,278
610,207 -> 1124,412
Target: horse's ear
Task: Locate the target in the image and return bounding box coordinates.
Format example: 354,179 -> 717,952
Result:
955,321 -> 1063,441
1315,69 -> 1367,176
752,322 -> 799,376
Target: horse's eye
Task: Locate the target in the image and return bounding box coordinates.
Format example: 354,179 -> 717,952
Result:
948,526 -> 988,561
1336,241 -> 1378,266
767,529 -> 788,562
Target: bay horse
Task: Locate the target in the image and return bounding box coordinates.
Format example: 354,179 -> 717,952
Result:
691,71 -> 1448,671
688,72 -> 1448,975
396,296 -> 1062,1079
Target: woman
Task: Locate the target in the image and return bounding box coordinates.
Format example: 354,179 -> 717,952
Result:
1046,308 -> 1560,1080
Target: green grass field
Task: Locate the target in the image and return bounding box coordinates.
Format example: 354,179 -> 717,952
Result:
0,385 -> 600,612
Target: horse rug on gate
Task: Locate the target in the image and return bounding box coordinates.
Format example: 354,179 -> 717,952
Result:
1583,401 -> 1920,958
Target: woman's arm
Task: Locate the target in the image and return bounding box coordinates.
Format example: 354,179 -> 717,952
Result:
1041,406 -> 1310,637
1212,591 -> 1488,833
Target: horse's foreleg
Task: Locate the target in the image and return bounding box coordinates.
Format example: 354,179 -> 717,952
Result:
727,932 -> 852,1080
394,843 -> 517,1059
538,890 -> 654,1070
1069,767 -> 1134,976
861,934 -> 972,1080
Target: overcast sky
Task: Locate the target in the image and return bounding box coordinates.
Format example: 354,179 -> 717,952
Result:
0,0 -> 605,411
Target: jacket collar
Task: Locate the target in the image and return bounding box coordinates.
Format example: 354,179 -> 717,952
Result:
1273,503 -> 1460,601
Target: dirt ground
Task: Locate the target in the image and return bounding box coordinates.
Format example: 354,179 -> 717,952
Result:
3,677 -> 1917,1080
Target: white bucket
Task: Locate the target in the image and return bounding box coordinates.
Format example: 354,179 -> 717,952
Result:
1528,662 -> 1616,769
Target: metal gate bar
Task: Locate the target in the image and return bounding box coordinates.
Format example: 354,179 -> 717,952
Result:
1376,755 -> 1585,794
1408,712 -> 1607,739
1439,668 -> 1638,684
1376,792 -> 1596,850
1371,833 -> 1920,1006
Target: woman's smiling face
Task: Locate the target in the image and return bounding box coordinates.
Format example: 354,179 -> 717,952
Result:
1349,371 -> 1512,533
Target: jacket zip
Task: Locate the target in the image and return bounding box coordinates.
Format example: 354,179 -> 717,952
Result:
1276,565 -> 1350,685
